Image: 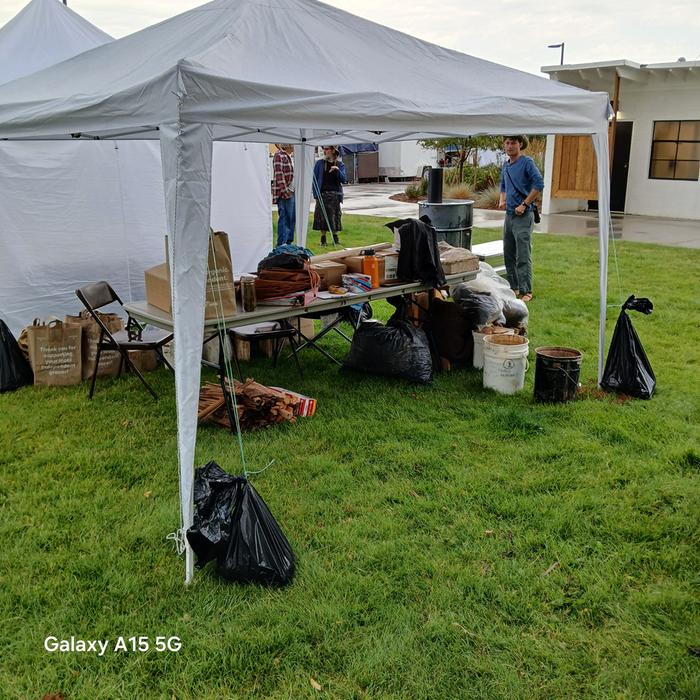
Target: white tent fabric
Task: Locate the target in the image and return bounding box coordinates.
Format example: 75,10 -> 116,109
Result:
0,0 -> 111,83
0,0 -> 612,584
160,122 -> 213,583
0,0 -> 609,142
293,139 -> 315,247
0,0 -> 271,334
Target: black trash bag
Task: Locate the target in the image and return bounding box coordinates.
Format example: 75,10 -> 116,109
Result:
0,319 -> 33,393
601,295 -> 656,399
186,461 -> 295,586
451,286 -> 506,327
343,319 -> 433,384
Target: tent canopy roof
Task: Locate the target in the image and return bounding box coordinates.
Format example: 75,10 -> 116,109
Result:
0,0 -> 610,143
0,0 -> 111,86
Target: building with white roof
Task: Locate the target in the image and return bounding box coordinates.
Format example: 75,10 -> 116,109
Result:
540,59 -> 700,220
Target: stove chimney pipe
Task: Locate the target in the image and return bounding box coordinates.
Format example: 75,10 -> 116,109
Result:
427,167 -> 443,204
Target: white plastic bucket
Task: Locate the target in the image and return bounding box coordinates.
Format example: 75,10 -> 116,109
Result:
482,334 -> 529,394
472,327 -> 515,369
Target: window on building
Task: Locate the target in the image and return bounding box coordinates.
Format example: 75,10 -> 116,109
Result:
649,120 -> 700,181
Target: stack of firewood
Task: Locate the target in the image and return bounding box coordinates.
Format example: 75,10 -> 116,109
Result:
198,378 -> 300,431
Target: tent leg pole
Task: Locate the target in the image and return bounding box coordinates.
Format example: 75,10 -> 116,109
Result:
160,120 -> 214,587
592,130 -> 611,386
185,546 -> 194,585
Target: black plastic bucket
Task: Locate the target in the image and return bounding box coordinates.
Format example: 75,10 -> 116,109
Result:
534,347 -> 583,403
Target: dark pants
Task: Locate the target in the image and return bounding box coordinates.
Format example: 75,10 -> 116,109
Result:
503,211 -> 533,294
276,195 -> 296,246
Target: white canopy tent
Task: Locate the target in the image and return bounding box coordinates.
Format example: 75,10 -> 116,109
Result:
0,0 -> 271,334
0,0 -> 111,83
0,0 -> 612,583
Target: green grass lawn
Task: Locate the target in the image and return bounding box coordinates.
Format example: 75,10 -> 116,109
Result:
1,215 -> 699,699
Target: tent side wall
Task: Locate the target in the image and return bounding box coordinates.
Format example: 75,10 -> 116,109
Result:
0,140 -> 271,334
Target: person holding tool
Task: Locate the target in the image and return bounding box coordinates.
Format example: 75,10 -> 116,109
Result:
498,135 -> 544,302
312,145 -> 347,247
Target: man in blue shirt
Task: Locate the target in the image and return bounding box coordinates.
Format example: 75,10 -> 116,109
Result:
498,135 -> 544,302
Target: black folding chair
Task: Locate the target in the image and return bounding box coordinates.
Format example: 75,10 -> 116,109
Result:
76,281 -> 173,399
227,320 -> 303,380
294,302 -> 372,365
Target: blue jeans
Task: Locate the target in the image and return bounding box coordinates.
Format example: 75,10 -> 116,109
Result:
503,211 -> 533,294
276,195 -> 296,246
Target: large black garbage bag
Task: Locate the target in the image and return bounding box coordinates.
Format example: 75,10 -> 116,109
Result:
451,286 -> 506,327
0,319 -> 33,392
187,461 -> 295,586
343,319 -> 433,384
601,295 -> 656,399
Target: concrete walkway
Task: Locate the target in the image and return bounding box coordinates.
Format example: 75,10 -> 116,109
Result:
341,183 -> 700,249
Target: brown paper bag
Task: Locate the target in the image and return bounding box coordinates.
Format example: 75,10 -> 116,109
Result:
16,326 -> 31,361
144,231 -> 237,319
27,320 -> 82,386
65,311 -> 124,380
205,231 -> 237,318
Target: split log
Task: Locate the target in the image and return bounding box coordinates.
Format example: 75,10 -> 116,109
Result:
198,378 -> 300,432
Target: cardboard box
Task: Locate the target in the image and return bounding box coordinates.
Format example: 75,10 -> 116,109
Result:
377,250 -> 399,285
272,387 -> 317,417
311,260 -> 347,290
343,255 -> 365,274
295,317 -> 316,339
343,251 -> 399,285
144,231 -> 237,319
128,349 -> 159,373
145,263 -> 172,314
240,317 -> 316,360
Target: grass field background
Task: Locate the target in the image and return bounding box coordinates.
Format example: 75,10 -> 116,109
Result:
1,215 -> 698,698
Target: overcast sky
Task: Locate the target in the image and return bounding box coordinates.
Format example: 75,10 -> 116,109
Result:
1,0 -> 698,76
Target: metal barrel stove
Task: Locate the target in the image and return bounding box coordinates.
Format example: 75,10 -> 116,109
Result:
419,168 -> 474,249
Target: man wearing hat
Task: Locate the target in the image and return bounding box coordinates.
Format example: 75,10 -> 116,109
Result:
498,135 -> 544,302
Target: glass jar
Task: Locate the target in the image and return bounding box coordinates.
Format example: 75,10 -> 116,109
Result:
241,275 -> 257,313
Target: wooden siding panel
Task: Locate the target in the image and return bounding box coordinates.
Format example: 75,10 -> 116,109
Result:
551,135 -> 598,199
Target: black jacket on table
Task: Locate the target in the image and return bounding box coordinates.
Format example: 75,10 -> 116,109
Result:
385,216 -> 446,288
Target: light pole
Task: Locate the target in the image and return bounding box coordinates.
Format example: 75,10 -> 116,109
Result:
547,42 -> 565,65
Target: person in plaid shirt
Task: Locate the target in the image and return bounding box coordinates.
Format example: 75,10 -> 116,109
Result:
272,144 -> 296,246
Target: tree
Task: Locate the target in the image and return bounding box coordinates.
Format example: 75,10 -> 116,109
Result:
419,136 -> 503,188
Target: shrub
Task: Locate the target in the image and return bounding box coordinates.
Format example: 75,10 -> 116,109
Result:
404,178 -> 428,200
443,163 -> 500,190
475,185 -> 502,209
444,183 -> 474,200
443,167 -> 461,186
467,163 -> 501,191
526,136 -> 546,175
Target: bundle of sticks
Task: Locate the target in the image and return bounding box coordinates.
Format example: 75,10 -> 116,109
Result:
198,378 -> 300,431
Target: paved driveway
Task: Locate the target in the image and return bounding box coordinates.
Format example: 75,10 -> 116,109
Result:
341,183 -> 700,248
